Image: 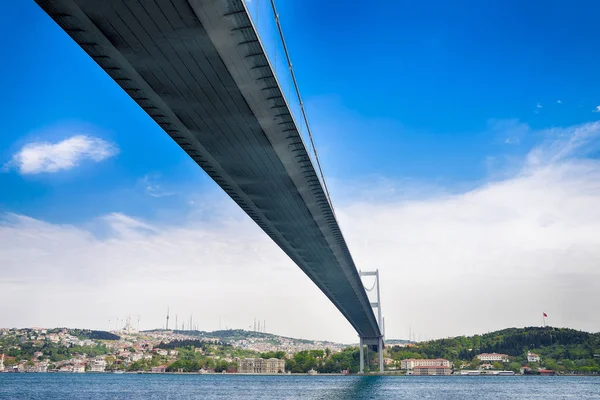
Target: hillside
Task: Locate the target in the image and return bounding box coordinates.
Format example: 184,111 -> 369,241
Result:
389,326 -> 600,373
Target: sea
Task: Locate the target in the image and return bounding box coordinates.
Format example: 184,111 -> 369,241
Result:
1,374 -> 599,399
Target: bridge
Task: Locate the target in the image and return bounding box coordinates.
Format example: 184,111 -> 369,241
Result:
35,0 -> 384,372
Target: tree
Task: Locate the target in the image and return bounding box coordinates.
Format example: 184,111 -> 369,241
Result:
492,362 -> 503,370
469,357 -> 482,370
260,351 -> 286,360
508,362 -> 521,373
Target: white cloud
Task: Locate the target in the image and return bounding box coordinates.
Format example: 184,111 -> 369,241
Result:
5,135 -> 118,174
1,122 -> 600,342
557,100 -> 562,104
141,174 -> 175,198
525,122 -> 600,168
593,105 -> 600,113
487,118 -> 530,145
537,103 -> 542,108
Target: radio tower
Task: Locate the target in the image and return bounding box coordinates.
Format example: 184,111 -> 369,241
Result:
166,308 -> 170,330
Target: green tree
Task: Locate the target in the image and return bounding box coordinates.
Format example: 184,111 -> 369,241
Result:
469,357 -> 482,370
508,362 -> 521,373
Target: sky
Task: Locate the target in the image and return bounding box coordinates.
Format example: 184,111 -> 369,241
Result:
1,0 -> 600,343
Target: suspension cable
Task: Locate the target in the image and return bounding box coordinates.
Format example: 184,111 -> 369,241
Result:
363,278 -> 377,292
268,0 -> 335,212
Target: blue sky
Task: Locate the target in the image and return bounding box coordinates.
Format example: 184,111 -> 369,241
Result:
2,1 -> 600,222
2,1 -> 600,340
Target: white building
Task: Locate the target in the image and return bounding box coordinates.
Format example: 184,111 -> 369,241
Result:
129,353 -> 144,362
238,358 -> 285,374
412,365 -> 452,376
476,353 -> 509,362
401,358 -> 451,370
47,334 -> 60,343
527,352 -> 540,363
88,357 -> 106,372
73,364 -> 85,373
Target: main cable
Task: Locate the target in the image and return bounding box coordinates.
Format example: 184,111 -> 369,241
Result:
268,0 -> 335,213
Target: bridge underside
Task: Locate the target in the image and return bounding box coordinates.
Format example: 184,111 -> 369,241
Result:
36,0 -> 381,338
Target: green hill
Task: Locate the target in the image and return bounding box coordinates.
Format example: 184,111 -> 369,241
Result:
389,326 -> 600,373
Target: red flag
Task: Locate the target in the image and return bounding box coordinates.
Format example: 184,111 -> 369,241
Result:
543,313 -> 548,317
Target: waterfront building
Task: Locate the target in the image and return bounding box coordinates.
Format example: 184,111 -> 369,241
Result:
401,358 -> 451,370
88,357 -> 106,372
527,352 -> 540,363
237,358 -> 285,374
412,366 -> 452,376
73,364 -> 85,373
151,365 -> 167,373
25,362 -> 49,373
476,353 -> 509,362
520,366 -> 532,375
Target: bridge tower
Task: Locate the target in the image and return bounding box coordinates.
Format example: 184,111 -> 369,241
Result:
359,270 -> 384,373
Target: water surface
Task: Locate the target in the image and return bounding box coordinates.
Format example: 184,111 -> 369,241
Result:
1,374 -> 599,399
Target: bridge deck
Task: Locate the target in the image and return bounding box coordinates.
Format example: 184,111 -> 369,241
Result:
35,0 -> 381,339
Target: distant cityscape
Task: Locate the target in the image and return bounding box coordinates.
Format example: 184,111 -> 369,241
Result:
0,326 -> 353,375
1,325 -> 598,375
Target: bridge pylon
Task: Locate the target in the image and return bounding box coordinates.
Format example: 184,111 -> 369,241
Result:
358,269 -> 384,373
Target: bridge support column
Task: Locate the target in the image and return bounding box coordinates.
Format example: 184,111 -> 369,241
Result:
359,335 -> 384,373
359,337 -> 364,374
359,269 -> 385,374
378,336 -> 384,373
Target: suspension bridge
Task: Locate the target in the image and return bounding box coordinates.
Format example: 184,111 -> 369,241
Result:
35,0 -> 385,372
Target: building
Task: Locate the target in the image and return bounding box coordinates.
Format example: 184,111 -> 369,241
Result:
527,352 -> 540,363
539,369 -> 555,376
412,366 -> 452,376
26,363 -> 49,373
238,358 -> 286,374
151,365 -> 167,373
476,353 -> 509,362
87,357 -> 106,372
47,334 -> 60,343
265,358 -> 286,374
73,364 -> 85,373
129,353 -> 144,362
401,358 -> 452,370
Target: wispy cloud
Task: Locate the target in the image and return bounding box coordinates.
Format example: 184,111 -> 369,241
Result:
525,121 -> 600,168
141,174 -> 175,198
488,118 -> 530,145
557,100 -> 562,104
593,105 -> 600,113
4,135 -> 118,174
